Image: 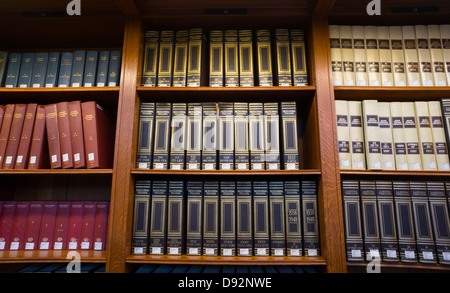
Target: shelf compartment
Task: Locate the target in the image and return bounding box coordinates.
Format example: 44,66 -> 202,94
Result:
0,250 -> 107,264
340,170 -> 450,177
132,169 -> 321,176
334,86 -> 450,101
0,169 -> 113,175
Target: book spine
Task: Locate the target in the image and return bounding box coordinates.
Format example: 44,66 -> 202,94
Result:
209,30 -> 224,87
290,29 -> 309,86
428,101 -> 450,170
362,100 -> 382,170
280,101 -> 299,170
264,102 -> 280,170
347,101 -> 366,169
45,104 -> 62,169
410,181 -> 437,263
402,102 -> 422,170
70,50 -> 86,87
390,102 -> 408,170
28,106 -> 49,169
83,51 -> 98,87
236,181 -> 253,256
80,201 -> 97,250
427,25 -> 448,86
187,28 -> 203,87
220,181 -> 236,256
249,102 -> 265,170
441,25 -> 450,86
0,104 -> 15,168
169,103 -> 187,170
329,25 -> 344,86
44,52 -> 60,88
56,102 -> 74,169
96,51 -> 110,87
172,30 -> 189,87
377,102 -> 395,170
4,53 -> 22,87
219,102 -> 234,170
275,28 -> 292,86
253,181 -> 270,256
342,180 -> 364,261
14,103 -> 37,169
53,201 -> 71,250
152,103 -> 172,169
142,31 -> 159,87
132,180 -> 151,254
31,52 -> 49,88
0,201 -> 16,250
186,103 -> 202,170
376,26 -> 394,86
149,181 -> 168,255
224,30 -> 239,87
166,181 -> 185,255
414,101 -> 438,170
0,51 -> 8,87
234,102 -> 249,170
201,102 -> 217,170
17,52 -> 34,88
157,30 -> 174,87
335,100 -> 351,169
38,201 -> 57,250
256,30 -> 273,86
375,180 -> 399,262
202,181 -> 219,256
239,29 -> 254,87
302,180 -> 320,256
107,51 -> 121,86
402,26 -> 422,86
23,201 -> 43,250
359,180 -> 381,260
352,26 -> 368,86
415,25 -> 435,86
136,103 -> 155,169
3,104 -> 26,169
9,201 -> 29,250
389,26 -> 407,86
339,26 -> 356,86
284,180 -> 302,256
67,201 -> 84,250
93,201 -> 109,251
186,181 -> 203,255
57,52 -> 73,87
364,26 -> 382,86
269,180 -> 286,255
68,101 -> 86,169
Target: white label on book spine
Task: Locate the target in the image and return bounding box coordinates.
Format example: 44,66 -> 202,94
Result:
16,155 -> 23,163
81,242 -> 90,249
0,242 -> 5,250
25,243 -> 34,250
69,242 -> 77,250
62,153 -> 69,162
94,242 -> 103,250
256,248 -> 267,255
290,249 -> 300,256
205,248 -> 215,255
54,242 -> 63,250
169,248 -> 179,255
239,248 -> 250,255
188,247 -> 199,255
51,155 -> 57,163
351,249 -> 362,258
274,249 -> 284,256
151,247 -> 162,254
10,242 -> 19,250
74,153 -> 80,162
88,153 -> 95,161
387,249 -> 397,258
5,156 -> 12,164
171,164 -> 181,170
134,247 -> 144,254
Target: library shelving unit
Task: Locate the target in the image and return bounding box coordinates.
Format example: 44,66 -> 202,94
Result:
1,0 -> 449,274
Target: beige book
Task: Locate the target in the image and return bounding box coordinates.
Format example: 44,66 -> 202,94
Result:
339,25 -> 356,86
352,26 -> 369,86
401,102 -> 422,170
414,101 -> 437,170
440,25 -> 450,86
402,26 -> 422,86
348,101 -> 366,169
389,26 -> 407,86
362,100 -> 382,170
414,25 -> 435,86
377,102 -> 395,170
335,100 -> 351,169
428,101 -> 450,170
377,26 -> 394,86
389,102 -> 408,170
427,25 -> 448,86
329,25 -> 344,86
364,26 -> 381,86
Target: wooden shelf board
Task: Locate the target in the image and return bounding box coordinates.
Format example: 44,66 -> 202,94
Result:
0,169 -> 113,175
0,250 -> 107,263
127,254 -> 326,266
131,169 -> 321,176
340,170 -> 450,177
0,87 -> 120,93
334,86 -> 450,100
347,261 -> 450,271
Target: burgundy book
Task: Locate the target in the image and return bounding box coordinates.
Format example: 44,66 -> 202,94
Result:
67,201 -> 84,250
0,201 -> 2,218
38,201 -> 57,250
45,103 -> 62,169
9,201 -> 30,250
28,105 -> 50,169
0,104 -> 15,168
3,104 -> 27,169
80,201 -> 97,250
0,201 -> 16,250
52,201 -> 71,250
13,103 -> 37,169
68,101 -> 86,169
0,105 -> 4,131
23,201 -> 43,250
81,101 -> 114,169
57,102 -> 74,169
93,201 -> 109,250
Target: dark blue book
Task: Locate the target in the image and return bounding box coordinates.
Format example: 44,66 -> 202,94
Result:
57,52 -> 73,87
186,181 -> 203,255
4,52 -> 21,87
171,264 -> 190,273
107,50 -> 121,86
70,50 -> 86,87
0,51 -> 8,87
83,50 -> 98,87
202,181 -> 219,256
31,52 -> 49,88
18,52 -> 34,87
44,52 -> 60,87
149,180 -> 168,255
135,264 -> 158,273
220,181 -> 236,256
96,51 -> 110,87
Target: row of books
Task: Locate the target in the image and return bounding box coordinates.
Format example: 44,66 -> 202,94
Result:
134,264 -> 319,274
141,28 -> 309,88
0,101 -> 115,170
16,263 -> 106,273
329,24 -> 450,87
335,99 -> 450,171
136,101 -> 300,171
0,50 -> 122,88
0,201 -> 109,251
342,180 -> 450,265
132,180 -> 320,257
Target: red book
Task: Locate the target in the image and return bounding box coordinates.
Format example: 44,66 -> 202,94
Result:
9,201 -> 30,250
23,201 -> 43,250
0,201 -> 3,218
28,105 -> 50,169
81,101 -> 114,169
14,104 -> 37,169
0,104 -> 15,168
67,201 -> 84,250
93,201 -> 109,250
3,104 -> 27,169
57,102 -> 73,169
68,101 -> 86,169
0,201 -> 16,250
45,103 -> 62,169
0,105 -> 4,130
52,201 -> 71,250
80,201 -> 97,250
38,201 -> 57,250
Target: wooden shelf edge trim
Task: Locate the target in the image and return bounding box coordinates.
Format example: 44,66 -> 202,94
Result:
347,261 -> 450,271
334,86 -> 450,91
131,169 -> 322,176
0,169 -> 113,175
0,250 -> 107,263
0,87 -> 120,93
340,170 -> 450,177
137,86 -> 316,92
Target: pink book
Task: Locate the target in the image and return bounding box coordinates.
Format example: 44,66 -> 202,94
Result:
23,201 -> 43,250
80,202 -> 96,250
93,201 -> 109,250
38,201 -> 57,250
9,201 -> 30,250
0,201 -> 16,250
67,201 -> 84,250
52,201 -> 71,250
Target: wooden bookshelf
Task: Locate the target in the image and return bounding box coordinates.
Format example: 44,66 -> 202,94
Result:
0,250 -> 107,264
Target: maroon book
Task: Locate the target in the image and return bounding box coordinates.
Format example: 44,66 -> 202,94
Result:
80,201 -> 97,250
9,201 -> 30,250
67,201 -> 84,250
57,102 -> 74,169
0,105 -> 4,132
28,105 -> 49,169
45,104 -> 62,169
14,103 -> 37,169
52,201 -> 71,250
23,201 -> 43,250
93,201 -> 109,250
81,101 -> 114,169
0,201 -> 16,250
0,104 -> 15,168
38,201 -> 57,250
68,101 -> 86,169
3,104 -> 27,169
